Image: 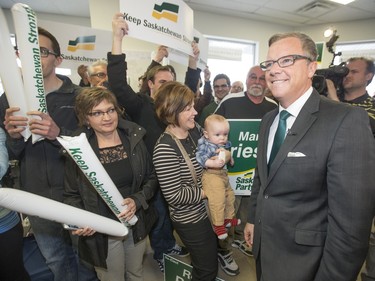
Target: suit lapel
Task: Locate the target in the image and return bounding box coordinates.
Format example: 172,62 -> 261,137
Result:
266,91 -> 321,186
257,110 -> 278,186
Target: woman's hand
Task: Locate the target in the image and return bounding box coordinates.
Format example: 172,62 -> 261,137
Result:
118,197 -> 137,222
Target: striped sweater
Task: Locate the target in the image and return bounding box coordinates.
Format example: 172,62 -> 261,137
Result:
153,129 -> 208,224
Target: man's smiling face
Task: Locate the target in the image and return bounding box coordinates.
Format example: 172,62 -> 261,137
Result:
266,37 -> 317,108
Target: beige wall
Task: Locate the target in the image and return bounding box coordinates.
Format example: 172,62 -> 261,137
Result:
87,1 -> 375,79
192,10 -> 291,65
2,2 -> 375,87
298,18 -> 375,67
192,11 -> 375,68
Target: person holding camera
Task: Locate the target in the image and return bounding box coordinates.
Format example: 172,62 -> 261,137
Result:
326,57 -> 375,136
338,57 -> 375,281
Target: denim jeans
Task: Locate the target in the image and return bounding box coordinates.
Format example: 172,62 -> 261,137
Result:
149,190 -> 176,260
29,216 -> 98,281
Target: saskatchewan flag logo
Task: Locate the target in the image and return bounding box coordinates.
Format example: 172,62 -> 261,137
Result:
152,2 -> 179,22
67,35 -> 96,52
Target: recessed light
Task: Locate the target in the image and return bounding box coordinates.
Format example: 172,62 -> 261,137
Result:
328,0 -> 356,5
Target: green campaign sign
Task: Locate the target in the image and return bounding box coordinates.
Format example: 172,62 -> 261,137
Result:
164,254 -> 225,281
227,119 -> 261,196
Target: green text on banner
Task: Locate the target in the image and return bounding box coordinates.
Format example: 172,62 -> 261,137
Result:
164,254 -> 225,281
227,119 -> 261,196
119,0 -> 194,56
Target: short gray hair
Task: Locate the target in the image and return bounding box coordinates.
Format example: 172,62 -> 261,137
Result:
87,59 -> 108,76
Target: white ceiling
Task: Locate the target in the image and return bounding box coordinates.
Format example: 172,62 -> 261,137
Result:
0,0 -> 375,27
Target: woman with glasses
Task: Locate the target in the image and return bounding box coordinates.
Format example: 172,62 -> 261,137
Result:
64,87 -> 158,281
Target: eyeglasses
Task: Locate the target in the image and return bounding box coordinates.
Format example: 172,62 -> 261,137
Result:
90,72 -> 107,78
40,47 -> 59,58
88,108 -> 116,118
260,55 -> 312,71
213,84 -> 229,89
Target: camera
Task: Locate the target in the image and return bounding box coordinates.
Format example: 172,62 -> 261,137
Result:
312,63 -> 349,96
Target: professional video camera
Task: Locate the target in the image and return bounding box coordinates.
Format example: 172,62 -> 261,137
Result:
312,29 -> 349,96
312,63 -> 349,96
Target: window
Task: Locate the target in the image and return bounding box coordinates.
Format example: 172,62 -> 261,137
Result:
206,36 -> 257,87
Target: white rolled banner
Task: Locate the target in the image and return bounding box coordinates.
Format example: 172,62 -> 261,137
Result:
57,133 -> 138,226
0,7 -> 30,140
12,3 -> 47,143
0,188 -> 128,237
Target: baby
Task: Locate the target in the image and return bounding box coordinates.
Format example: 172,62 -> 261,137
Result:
196,114 -> 240,239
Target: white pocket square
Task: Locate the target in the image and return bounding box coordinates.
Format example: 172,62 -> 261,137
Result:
287,152 -> 306,157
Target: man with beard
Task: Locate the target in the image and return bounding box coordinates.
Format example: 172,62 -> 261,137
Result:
215,65 -> 277,263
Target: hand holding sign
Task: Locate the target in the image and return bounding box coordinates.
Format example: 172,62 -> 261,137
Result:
111,12 -> 129,55
57,133 -> 138,227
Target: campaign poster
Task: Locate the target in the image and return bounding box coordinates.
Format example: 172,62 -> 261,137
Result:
120,0 -> 194,56
227,119 -> 261,196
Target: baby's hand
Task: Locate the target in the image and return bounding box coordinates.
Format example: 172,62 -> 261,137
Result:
211,157 -> 225,168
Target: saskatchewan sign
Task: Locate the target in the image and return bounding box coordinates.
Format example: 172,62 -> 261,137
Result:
164,254 -> 225,281
227,119 -> 261,196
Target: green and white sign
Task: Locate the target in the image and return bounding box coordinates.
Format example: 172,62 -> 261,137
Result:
164,254 -> 225,281
227,119 -> 261,196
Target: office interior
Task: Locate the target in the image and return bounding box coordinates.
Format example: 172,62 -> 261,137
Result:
1,0 -> 375,92
0,0 -> 374,280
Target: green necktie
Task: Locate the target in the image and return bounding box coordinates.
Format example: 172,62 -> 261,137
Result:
269,110 -> 291,166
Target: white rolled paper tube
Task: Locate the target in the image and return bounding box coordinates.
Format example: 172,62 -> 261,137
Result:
0,7 -> 30,140
0,188 -> 128,237
11,3 -> 46,143
57,133 -> 138,226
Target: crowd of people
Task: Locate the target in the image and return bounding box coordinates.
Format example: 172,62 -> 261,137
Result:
0,11 -> 374,281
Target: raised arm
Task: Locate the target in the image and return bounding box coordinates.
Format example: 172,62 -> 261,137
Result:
108,13 -> 143,117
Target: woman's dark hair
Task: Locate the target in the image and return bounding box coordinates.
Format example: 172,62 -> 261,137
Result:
75,87 -> 123,127
154,81 -> 195,126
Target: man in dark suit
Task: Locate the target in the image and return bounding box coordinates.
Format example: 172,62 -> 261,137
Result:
244,32 -> 375,281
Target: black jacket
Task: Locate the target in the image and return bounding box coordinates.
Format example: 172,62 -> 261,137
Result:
1,75 -> 79,200
63,118 -> 158,268
107,52 -> 205,154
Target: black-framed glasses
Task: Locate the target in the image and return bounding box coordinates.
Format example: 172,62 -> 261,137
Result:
88,108 -> 116,118
213,84 -> 229,89
260,55 -> 312,71
40,47 -> 58,58
90,72 -> 107,78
